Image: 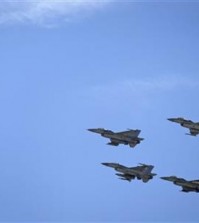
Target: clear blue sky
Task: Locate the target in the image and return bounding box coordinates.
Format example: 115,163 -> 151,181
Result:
0,1 -> 199,222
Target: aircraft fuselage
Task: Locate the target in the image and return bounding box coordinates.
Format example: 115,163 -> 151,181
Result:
180,122 -> 199,131
101,131 -> 142,143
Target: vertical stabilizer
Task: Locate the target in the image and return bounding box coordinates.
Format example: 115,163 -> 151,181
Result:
142,165 -> 154,174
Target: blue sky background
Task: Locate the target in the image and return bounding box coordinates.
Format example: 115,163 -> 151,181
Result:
0,1 -> 199,222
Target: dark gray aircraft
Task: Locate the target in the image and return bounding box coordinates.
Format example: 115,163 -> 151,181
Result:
161,176 -> 199,193
168,117 -> 199,136
102,162 -> 156,182
88,128 -> 144,148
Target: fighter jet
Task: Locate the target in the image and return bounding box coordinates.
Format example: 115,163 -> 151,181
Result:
161,176 -> 199,193
88,128 -> 144,148
168,117 -> 199,136
102,162 -> 156,183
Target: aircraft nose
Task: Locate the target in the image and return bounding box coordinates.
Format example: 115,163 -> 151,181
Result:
88,128 -> 94,132
160,176 -> 170,181
88,128 -> 104,134
101,162 -> 109,166
87,128 -> 97,133
167,118 -> 175,122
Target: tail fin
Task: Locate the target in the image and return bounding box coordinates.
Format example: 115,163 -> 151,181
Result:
131,129 -> 141,137
142,165 -> 154,174
122,129 -> 141,137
